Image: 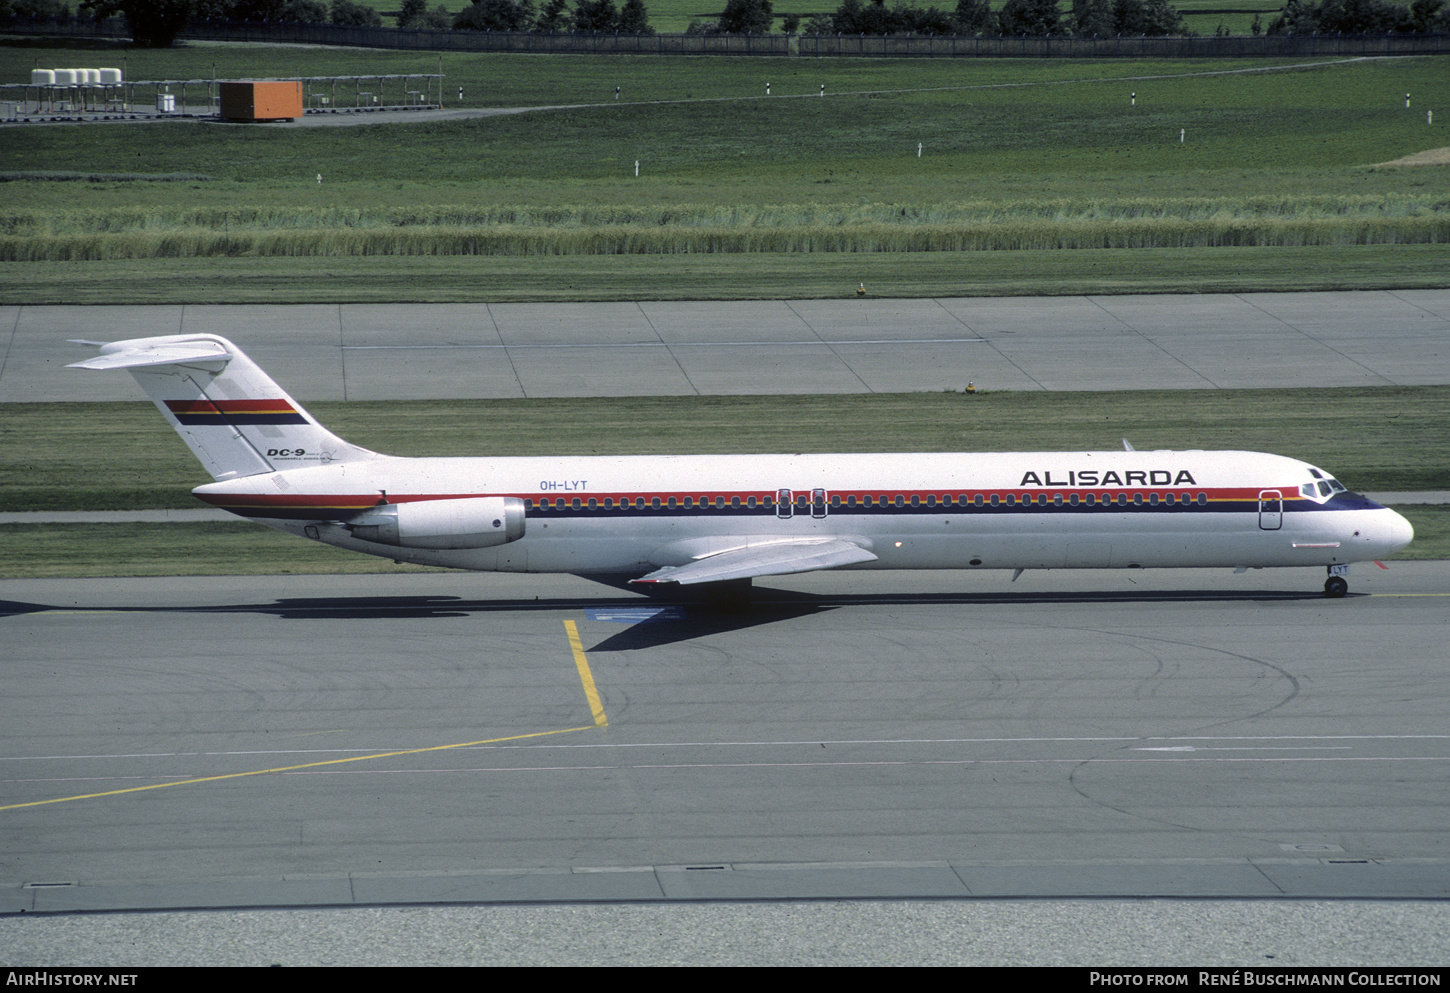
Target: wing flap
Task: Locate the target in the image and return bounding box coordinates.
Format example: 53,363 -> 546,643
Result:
633,539 -> 877,586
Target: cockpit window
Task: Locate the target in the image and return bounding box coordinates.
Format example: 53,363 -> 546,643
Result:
1328,479 -> 1346,493
1309,469 -> 1324,479
1318,481 -> 1332,496
1301,484 -> 1315,498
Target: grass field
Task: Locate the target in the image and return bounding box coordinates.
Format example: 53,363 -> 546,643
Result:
3,243 -> 1444,303
2,44 -> 1446,301
5,386 -> 1447,513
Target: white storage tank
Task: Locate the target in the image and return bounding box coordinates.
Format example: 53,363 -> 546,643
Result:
31,69 -> 56,85
98,67 -> 122,84
53,69 -> 77,85
81,69 -> 100,84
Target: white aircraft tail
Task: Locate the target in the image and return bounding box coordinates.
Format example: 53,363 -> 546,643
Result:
68,334 -> 376,480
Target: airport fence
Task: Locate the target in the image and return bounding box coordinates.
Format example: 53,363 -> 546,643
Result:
3,16 -> 1450,57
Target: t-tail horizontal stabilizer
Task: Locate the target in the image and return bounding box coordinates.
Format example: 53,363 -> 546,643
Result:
69,334 -> 377,482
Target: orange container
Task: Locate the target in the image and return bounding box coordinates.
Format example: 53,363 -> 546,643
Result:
219,80 -> 303,122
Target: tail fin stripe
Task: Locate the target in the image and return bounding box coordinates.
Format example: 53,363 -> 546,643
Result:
165,398 -> 308,425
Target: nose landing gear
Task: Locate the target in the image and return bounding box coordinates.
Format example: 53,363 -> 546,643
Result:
1324,575 -> 1349,598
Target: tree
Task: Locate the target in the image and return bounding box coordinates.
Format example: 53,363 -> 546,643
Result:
398,0 -> 450,26
1070,0 -> 1113,33
1410,0 -> 1450,29
718,0 -> 770,31
572,0 -> 617,29
996,0 -> 1061,33
453,0 -> 532,29
1268,0 -> 1415,32
0,0 -> 72,19
330,0 -> 380,23
534,0 -> 568,27
618,0 -> 651,31
1112,0 -> 1183,34
79,0 -> 197,45
953,0 -> 993,31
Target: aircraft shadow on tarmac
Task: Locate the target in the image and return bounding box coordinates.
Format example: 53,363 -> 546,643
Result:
1,587 -> 1343,651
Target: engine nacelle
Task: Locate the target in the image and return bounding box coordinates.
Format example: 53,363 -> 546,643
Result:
346,496 -> 525,550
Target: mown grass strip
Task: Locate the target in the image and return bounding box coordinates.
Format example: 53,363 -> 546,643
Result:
5,386 -> 1447,513
2,244 -> 1447,305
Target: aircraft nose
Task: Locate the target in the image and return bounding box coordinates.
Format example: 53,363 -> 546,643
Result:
1384,508 -> 1415,555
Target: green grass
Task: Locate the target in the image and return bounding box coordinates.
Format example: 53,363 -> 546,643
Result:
1,46 -> 1446,298
5,386 -> 1447,513
2,244 -> 1445,304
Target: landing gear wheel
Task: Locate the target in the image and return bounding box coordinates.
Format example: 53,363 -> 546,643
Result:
1324,576 -> 1349,598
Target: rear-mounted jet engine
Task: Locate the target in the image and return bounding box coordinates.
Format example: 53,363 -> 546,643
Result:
346,496 -> 525,549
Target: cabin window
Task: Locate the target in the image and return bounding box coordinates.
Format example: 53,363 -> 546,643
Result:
731,496 -> 740,509
846,495 -> 857,508
1005,494 -> 1015,506
910,495 -> 920,508
683,496 -> 694,509
1197,493 -> 1207,505
588,498 -> 597,510
1085,493 -> 1096,506
831,495 -> 841,508
973,494 -> 984,507
1069,493 -> 1079,506
571,498 -> 582,510
1149,493 -> 1159,506
1053,494 -> 1063,507
895,495 -> 905,508
716,496 -> 725,509
1133,493 -> 1143,506
667,497 -> 677,509
1116,493 -> 1127,506
651,497 -> 661,509
926,495 -> 936,507
990,494 -> 1000,507
747,496 -> 756,509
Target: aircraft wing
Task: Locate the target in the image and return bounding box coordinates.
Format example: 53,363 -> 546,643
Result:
632,539 -> 877,586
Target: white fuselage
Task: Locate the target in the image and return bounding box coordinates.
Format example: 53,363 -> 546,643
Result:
193,449 -> 1414,576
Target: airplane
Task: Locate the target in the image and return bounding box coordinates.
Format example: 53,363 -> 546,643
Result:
70,333 -> 1414,602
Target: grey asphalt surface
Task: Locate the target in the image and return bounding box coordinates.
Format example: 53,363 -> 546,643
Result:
3,565 -> 1449,964
4,291 -> 1447,966
4,290 -> 1448,402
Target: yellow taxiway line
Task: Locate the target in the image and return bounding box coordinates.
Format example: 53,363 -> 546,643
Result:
0,725 -> 594,812
565,619 -> 609,727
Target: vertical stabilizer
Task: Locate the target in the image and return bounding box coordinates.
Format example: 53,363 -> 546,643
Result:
68,334 -> 376,481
